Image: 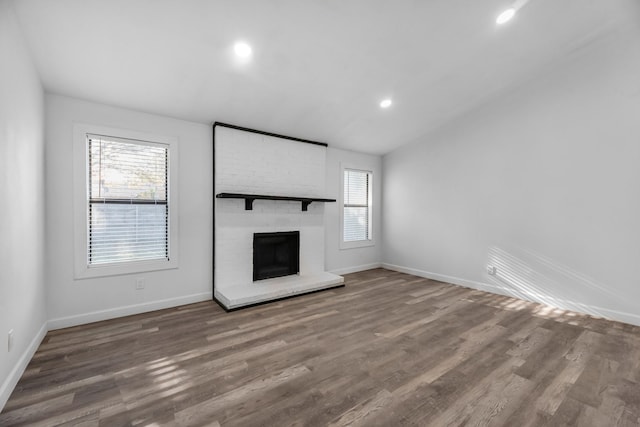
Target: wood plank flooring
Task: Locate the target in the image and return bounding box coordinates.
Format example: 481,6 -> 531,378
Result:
2,268 -> 640,426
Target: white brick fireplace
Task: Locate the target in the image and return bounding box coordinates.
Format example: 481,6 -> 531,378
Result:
213,124 -> 344,309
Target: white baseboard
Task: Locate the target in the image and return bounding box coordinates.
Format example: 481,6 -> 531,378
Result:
48,292 -> 213,330
382,263 -> 493,292
0,321 -> 47,412
382,263 -> 640,327
329,263 -> 382,276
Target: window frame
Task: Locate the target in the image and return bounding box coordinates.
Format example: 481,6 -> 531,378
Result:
73,124 -> 179,279
340,165 -> 374,250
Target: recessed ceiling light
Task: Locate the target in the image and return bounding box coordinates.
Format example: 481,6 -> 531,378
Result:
380,99 -> 392,108
496,8 -> 516,25
234,41 -> 252,58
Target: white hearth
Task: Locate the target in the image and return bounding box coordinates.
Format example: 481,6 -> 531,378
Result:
214,272 -> 344,310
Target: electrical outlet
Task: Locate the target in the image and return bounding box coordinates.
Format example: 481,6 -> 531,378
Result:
135,278 -> 146,290
8,329 -> 13,352
487,266 -> 497,276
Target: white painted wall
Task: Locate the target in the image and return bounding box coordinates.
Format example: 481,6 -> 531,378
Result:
382,26 -> 640,326
45,94 -> 213,329
0,0 -> 47,409
325,147 -> 382,274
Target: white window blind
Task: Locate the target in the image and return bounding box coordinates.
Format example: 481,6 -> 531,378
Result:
88,134 -> 169,265
343,169 -> 372,242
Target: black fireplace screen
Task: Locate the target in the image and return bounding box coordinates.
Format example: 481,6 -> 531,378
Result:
253,231 -> 300,281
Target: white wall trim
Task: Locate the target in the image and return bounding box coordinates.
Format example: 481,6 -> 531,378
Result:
381,263 -> 640,327
330,263 -> 382,275
48,292 -> 212,330
0,322 -> 47,412
72,123 -> 180,279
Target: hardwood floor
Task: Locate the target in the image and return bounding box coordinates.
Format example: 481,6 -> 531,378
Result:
2,268 -> 640,426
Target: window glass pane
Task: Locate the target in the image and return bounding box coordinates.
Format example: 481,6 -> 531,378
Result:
344,206 -> 369,241
89,136 -> 167,201
344,170 -> 368,206
89,204 -> 168,264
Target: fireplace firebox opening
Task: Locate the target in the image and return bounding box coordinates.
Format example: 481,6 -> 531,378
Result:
253,231 -> 300,281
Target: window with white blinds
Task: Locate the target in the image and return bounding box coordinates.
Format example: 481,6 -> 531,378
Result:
343,169 -> 372,242
87,134 -> 169,265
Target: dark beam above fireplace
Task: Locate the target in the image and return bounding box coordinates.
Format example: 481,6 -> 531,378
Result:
216,193 -> 336,211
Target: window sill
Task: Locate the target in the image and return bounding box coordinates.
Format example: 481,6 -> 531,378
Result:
340,240 -> 375,250
74,258 -> 178,279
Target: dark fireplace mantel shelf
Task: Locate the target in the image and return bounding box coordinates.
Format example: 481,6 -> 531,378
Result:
216,193 -> 336,211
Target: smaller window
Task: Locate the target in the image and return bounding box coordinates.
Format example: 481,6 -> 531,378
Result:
343,169 -> 373,244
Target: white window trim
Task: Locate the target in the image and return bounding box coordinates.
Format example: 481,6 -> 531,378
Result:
340,163 -> 374,250
73,123 -> 179,279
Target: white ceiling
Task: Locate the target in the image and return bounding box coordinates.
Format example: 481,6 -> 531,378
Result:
11,0 -> 639,154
